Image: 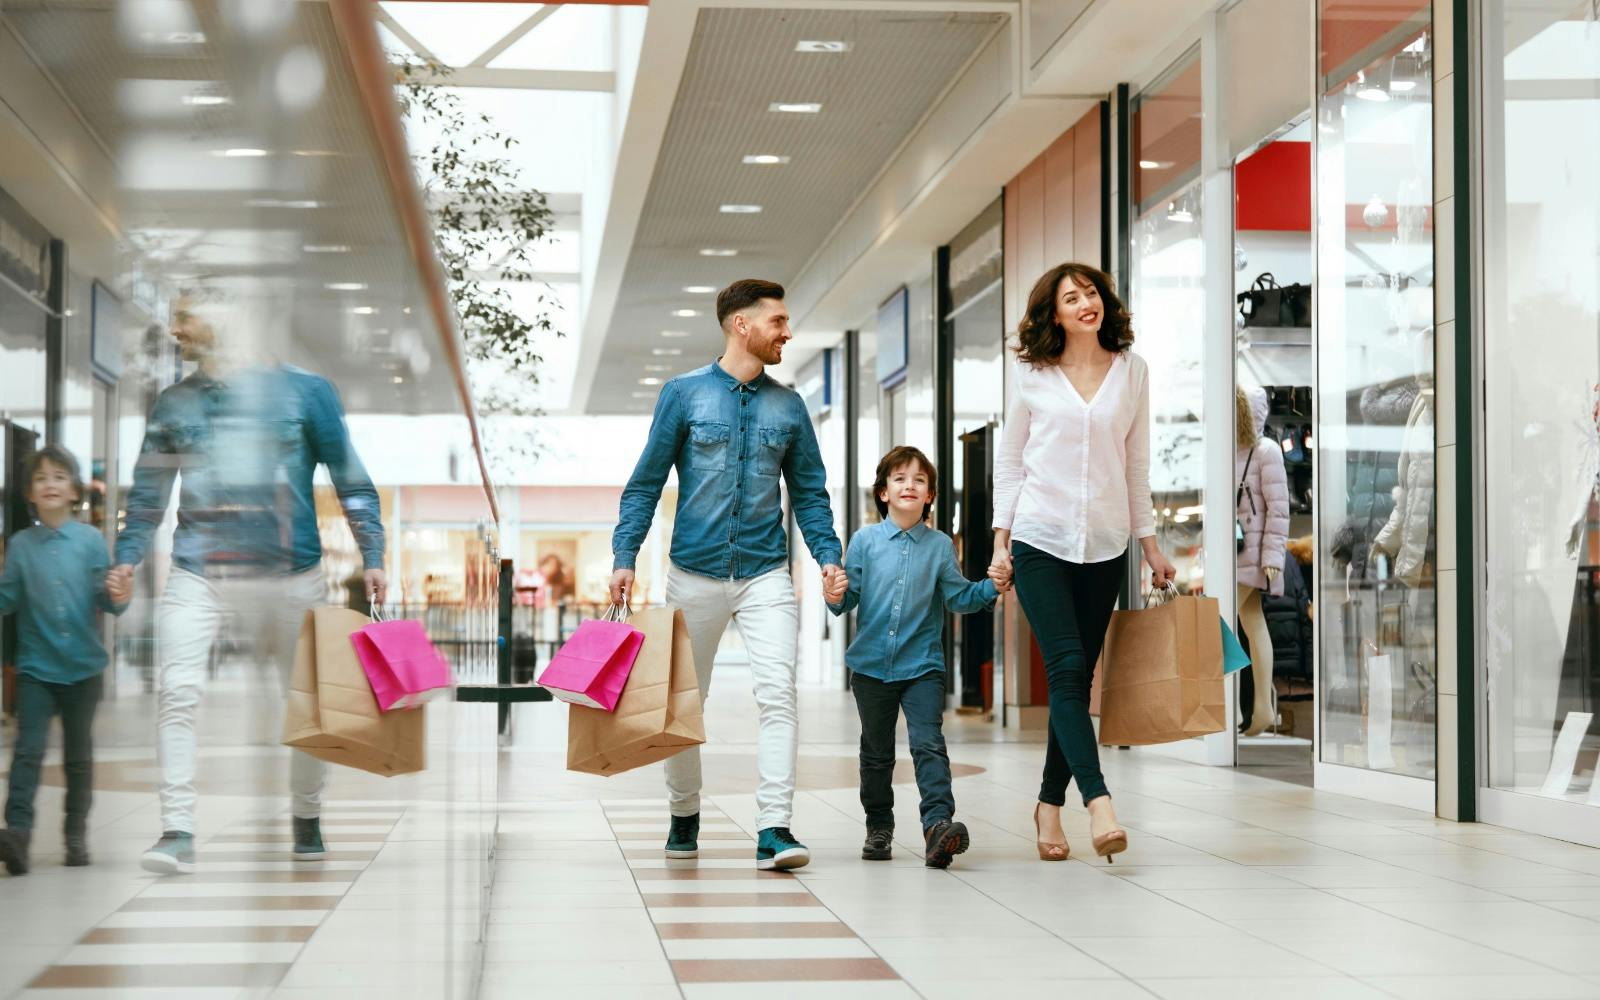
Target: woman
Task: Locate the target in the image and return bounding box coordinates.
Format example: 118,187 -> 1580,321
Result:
989,262 -> 1176,863
1235,386 -> 1289,736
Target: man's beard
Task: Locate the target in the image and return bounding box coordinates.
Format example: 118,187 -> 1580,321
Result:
756,338 -> 784,365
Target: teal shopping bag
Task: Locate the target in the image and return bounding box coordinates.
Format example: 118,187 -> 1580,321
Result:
1220,617 -> 1252,675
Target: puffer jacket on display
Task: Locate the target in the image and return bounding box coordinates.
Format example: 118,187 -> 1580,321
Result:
1262,550 -> 1312,682
1373,386 -> 1436,586
1331,377 -> 1413,578
1236,386 -> 1290,596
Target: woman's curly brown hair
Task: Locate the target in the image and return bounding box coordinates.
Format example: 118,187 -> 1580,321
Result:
1013,262 -> 1133,368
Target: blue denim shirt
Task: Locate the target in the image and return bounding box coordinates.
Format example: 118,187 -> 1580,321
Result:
115,365 -> 385,576
0,521 -> 128,683
828,520 -> 997,682
613,362 -> 842,580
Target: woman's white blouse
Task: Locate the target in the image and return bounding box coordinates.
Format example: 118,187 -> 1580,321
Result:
992,351 -> 1156,564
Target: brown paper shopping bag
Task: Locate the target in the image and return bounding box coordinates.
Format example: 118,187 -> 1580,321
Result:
282,606 -> 426,776
567,606 -> 705,776
1096,589 -> 1226,746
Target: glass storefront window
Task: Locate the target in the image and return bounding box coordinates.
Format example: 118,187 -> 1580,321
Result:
1131,47 -> 1206,594
1315,1 -> 1435,778
856,329 -> 880,528
1482,0 -> 1600,809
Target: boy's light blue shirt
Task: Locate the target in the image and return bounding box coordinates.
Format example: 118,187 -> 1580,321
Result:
0,520 -> 129,684
827,519 -> 997,682
612,362 -> 842,580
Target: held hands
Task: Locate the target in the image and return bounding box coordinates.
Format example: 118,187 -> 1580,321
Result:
106,565 -> 134,605
822,564 -> 848,605
988,529 -> 1014,595
608,568 -> 636,608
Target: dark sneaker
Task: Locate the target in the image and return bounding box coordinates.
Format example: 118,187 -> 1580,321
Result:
64,834 -> 90,868
861,827 -> 893,861
665,813 -> 699,859
923,819 -> 970,870
292,817 -> 327,861
756,827 -> 809,871
0,828 -> 31,876
140,831 -> 195,875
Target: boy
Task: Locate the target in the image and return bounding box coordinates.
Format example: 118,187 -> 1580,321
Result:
825,446 -> 1006,868
0,446 -> 131,875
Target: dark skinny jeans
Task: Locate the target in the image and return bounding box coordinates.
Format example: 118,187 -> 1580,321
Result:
852,671 -> 955,832
1011,542 -> 1124,807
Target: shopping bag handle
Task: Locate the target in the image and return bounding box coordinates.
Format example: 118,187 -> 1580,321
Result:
1144,582 -> 1178,608
600,604 -> 629,623
368,600 -> 390,623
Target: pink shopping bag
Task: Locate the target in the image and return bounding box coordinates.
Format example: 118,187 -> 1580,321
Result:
350,618 -> 454,712
537,610 -> 644,712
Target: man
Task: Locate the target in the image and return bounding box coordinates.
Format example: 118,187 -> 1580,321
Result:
112,292 -> 386,874
610,279 -> 846,871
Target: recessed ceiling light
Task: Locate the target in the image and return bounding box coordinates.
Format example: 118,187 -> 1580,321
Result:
325,282 -> 366,291
645,364 -> 673,373
1355,85 -> 1389,102
303,244 -> 350,254
631,391 -> 657,399
742,154 -> 791,165
699,248 -> 738,257
682,285 -> 716,294
392,376 -> 405,384
661,330 -> 692,338
768,102 -> 822,114
652,347 -> 683,356
292,149 -> 338,157
182,92 -> 230,107
795,40 -> 851,53
249,198 -> 320,209
671,309 -> 700,318
720,204 -> 763,214
1388,80 -> 1417,93
352,306 -> 377,315
1138,160 -> 1174,170
214,147 -> 269,158
638,377 -> 664,386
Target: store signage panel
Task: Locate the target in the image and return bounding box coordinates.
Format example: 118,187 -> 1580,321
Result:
876,286 -> 908,388
91,281 -> 123,382
797,348 -> 832,419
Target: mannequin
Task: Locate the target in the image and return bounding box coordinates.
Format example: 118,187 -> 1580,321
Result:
1236,386 -> 1291,736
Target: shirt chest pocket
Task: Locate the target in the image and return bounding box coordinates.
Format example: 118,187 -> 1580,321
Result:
687,420 -> 731,472
756,426 -> 791,476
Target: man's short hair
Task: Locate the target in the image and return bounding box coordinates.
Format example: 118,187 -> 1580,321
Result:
872,445 -> 938,520
716,279 -> 785,328
23,444 -> 85,502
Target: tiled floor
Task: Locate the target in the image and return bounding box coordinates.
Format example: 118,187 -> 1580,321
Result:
4,662 -> 1600,999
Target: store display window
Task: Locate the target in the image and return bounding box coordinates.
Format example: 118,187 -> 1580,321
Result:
1131,46 -> 1206,594
1314,0 -> 1436,779
1481,0 -> 1600,813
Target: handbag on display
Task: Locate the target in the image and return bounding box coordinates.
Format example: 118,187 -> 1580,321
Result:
1237,274 -> 1311,328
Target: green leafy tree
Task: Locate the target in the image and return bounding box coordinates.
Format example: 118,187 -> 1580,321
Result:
393,58 -> 559,464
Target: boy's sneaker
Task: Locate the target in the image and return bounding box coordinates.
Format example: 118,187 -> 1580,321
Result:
756,827 -> 809,871
665,813 -> 699,859
923,819 -> 970,870
0,828 -> 30,876
861,827 -> 893,861
64,834 -> 90,868
292,817 -> 327,861
140,831 -> 196,875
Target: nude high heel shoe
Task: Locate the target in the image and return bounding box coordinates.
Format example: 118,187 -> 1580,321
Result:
1088,798 -> 1128,864
1033,803 -> 1069,861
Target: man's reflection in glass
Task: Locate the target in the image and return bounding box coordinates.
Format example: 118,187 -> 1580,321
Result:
112,290 -> 386,874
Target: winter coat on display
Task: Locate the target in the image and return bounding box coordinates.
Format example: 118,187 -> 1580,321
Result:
1236,386 -> 1291,596
1262,550 -> 1312,683
1373,386 -> 1436,586
1331,378 -> 1414,578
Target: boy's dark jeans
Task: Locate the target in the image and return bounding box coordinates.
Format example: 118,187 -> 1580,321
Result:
852,671 -> 954,832
5,674 -> 101,833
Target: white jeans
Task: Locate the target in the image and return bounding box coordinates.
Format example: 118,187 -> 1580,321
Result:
155,566 -> 328,833
665,566 -> 800,829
